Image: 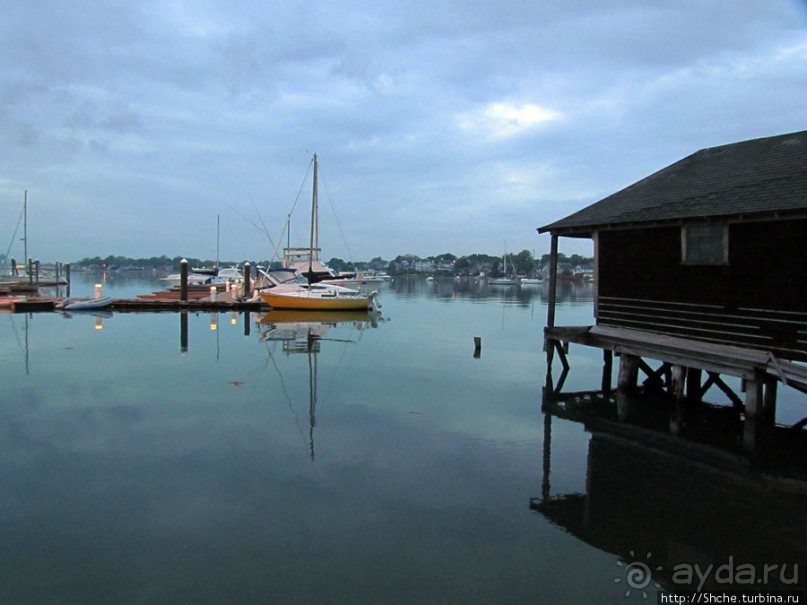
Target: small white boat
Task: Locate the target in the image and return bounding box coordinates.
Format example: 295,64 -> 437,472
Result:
520,277 -> 543,285
57,296 -> 114,311
319,272 -> 387,288
160,272 -> 212,286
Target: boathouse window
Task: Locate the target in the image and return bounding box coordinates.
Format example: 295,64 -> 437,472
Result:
681,223 -> 728,265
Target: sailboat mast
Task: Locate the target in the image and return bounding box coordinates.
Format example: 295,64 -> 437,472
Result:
215,214 -> 220,272
308,154 -> 318,284
23,190 -> 28,276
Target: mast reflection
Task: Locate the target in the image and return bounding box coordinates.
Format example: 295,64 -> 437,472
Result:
258,310 -> 380,461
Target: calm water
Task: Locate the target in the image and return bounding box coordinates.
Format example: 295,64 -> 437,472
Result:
1,273 -> 805,603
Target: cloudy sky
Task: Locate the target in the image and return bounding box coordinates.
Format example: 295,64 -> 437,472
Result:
2,0 -> 806,264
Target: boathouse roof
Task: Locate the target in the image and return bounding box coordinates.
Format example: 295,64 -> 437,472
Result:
539,129 -> 807,237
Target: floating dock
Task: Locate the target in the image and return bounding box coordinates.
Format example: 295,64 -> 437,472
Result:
0,288 -> 267,313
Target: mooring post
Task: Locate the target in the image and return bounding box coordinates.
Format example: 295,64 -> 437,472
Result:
65,263 -> 71,297
243,262 -> 251,298
180,259 -> 188,302
473,336 -> 482,358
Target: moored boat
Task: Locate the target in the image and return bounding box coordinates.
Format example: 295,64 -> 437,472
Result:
261,154 -> 378,312
57,296 -> 114,311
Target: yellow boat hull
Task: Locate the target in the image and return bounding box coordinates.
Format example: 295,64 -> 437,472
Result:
259,291 -> 373,311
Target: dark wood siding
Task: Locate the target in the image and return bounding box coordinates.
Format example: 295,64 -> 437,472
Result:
596,219 -> 807,361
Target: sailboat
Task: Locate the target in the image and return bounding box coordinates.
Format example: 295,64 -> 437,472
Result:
260,154 -> 379,311
488,245 -> 518,286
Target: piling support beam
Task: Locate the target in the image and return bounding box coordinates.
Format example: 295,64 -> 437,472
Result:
544,234 -> 559,362
601,349 -> 613,392
686,368 -> 703,404
670,365 -> 687,403
762,378 -> 777,424
744,369 -> 764,421
617,354 -> 640,393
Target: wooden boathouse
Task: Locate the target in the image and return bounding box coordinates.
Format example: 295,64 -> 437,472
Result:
538,129 -> 807,428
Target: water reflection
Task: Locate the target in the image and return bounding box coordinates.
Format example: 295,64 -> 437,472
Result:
257,310 -> 381,460
533,389 -> 807,593
389,275 -> 594,306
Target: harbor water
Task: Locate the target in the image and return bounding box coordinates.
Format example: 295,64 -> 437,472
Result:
1,273 -> 804,603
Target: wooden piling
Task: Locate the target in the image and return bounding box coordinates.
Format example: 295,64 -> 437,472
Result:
686,368 -> 703,403
744,369 -> 764,420
180,259 -> 188,302
601,349 -> 613,392
474,336 -> 482,358
243,262 -> 251,297
671,365 -> 686,403
763,378 -> 778,424
617,353 -> 640,393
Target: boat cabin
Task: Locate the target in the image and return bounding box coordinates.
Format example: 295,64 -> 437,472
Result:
539,129 -> 807,363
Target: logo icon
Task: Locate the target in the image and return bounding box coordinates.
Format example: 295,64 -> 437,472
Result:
615,550 -> 663,598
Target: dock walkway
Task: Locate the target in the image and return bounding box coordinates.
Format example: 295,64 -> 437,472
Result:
545,325 -> 807,424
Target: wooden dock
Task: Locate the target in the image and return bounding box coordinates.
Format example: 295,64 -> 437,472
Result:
545,324 -> 807,426
0,294 -> 267,313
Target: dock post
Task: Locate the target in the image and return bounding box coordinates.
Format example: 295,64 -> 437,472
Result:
671,365 -> 687,403
601,350 -> 613,392
762,377 -> 777,424
180,259 -> 188,302
243,262 -> 251,298
744,370 -> 764,421
686,368 -> 703,404
617,354 -> 640,392
473,336 -> 482,358
34,259 -> 40,283
545,234 -> 559,359
65,263 -> 71,296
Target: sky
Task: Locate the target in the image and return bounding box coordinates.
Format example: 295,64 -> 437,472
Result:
1,0 -> 806,264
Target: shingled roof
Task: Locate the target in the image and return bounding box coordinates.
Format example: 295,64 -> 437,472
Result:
539,129 -> 807,237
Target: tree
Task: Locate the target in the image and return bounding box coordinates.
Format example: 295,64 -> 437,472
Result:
511,249 -> 534,275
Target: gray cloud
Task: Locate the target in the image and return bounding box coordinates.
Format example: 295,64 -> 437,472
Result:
1,0 -> 805,262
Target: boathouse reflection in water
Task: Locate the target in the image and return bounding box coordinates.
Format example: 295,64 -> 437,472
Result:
533,385 -> 807,593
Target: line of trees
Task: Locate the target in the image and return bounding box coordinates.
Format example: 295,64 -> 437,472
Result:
73,250 -> 594,276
